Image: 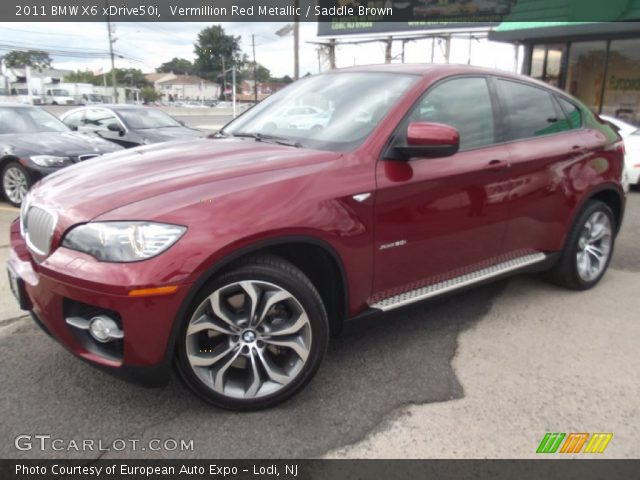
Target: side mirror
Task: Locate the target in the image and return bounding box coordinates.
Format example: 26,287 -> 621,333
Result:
394,122 -> 460,159
107,122 -> 124,136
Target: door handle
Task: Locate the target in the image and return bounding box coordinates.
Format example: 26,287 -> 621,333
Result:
484,159 -> 508,171
571,145 -> 588,155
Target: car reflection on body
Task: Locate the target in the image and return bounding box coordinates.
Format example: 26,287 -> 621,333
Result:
0,104 -> 123,206
60,105 -> 204,148
261,105 -> 324,132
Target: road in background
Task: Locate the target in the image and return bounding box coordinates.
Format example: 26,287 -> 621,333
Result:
0,191 -> 638,458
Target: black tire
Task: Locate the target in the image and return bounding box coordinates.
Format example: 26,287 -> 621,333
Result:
2,161 -> 32,207
546,200 -> 616,290
175,255 -> 329,410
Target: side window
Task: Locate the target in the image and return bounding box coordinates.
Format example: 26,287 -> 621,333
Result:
409,77 -> 495,151
85,109 -> 117,130
497,79 -> 568,140
556,97 -> 582,130
63,111 -> 84,129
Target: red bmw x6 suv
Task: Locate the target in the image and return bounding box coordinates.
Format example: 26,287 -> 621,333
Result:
8,65 -> 626,410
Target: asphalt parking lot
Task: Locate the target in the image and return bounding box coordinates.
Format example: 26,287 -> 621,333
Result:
0,185 -> 638,459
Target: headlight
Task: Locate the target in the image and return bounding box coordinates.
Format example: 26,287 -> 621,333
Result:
30,155 -> 72,167
62,222 -> 186,262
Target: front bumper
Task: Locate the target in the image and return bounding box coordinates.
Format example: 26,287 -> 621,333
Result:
8,219 -> 194,386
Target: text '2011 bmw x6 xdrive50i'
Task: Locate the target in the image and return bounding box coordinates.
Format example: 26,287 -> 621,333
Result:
8,65 -> 626,410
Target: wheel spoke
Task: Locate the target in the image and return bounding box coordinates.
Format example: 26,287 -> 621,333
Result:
213,348 -> 242,392
188,343 -> 235,367
586,245 -> 605,260
239,281 -> 261,325
265,311 -> 309,336
209,291 -> 240,331
245,348 -> 263,397
263,335 -> 309,362
187,314 -> 236,336
589,222 -> 607,242
255,348 -> 290,385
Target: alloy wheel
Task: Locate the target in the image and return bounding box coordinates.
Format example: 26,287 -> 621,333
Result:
3,166 -> 28,205
576,211 -> 612,282
185,280 -> 312,399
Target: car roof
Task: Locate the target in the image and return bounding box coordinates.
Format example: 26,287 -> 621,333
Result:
331,63 -> 572,97
68,104 -> 144,110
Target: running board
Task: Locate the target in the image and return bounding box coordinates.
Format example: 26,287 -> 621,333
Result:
369,252 -> 546,311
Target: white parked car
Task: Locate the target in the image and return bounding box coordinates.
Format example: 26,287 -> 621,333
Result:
602,115 -> 640,186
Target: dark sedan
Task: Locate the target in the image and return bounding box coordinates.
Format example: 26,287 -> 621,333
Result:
1,104 -> 123,206
60,105 -> 204,148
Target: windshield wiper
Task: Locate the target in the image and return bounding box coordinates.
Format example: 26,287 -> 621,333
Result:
232,132 -> 302,148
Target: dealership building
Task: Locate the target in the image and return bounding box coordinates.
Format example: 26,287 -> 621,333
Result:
491,21 -> 640,123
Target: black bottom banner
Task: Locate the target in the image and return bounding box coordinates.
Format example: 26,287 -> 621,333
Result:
1,459 -> 639,480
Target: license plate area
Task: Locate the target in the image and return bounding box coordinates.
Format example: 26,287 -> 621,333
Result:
7,266 -> 31,311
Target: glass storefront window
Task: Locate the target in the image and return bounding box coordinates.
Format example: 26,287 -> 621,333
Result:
565,41 -> 607,113
545,46 -> 564,86
602,39 -> 640,125
531,46 -> 545,80
530,44 -> 565,86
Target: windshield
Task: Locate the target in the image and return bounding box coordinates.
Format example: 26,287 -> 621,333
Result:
0,106 -> 70,134
223,72 -> 417,152
117,108 -> 182,129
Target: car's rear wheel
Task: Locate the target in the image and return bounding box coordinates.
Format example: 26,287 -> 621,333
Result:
175,255 -> 329,410
547,200 -> 615,290
2,161 -> 32,207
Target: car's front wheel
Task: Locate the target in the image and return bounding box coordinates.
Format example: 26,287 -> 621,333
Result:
175,255 -> 329,410
2,161 -> 32,207
547,200 -> 616,290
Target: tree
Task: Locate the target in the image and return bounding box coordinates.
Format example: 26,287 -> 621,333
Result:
193,25 -> 246,83
238,62 -> 271,84
111,68 -> 151,88
64,71 -> 99,84
141,86 -> 161,103
2,50 -> 52,71
157,57 -> 194,75
270,75 -> 294,84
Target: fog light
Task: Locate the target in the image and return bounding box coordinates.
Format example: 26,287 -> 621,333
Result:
88,315 -> 123,343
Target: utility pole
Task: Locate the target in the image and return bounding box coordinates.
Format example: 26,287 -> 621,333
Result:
384,37 -> 393,63
232,66 -> 236,118
221,56 -> 226,99
252,34 -> 258,103
106,0 -> 118,103
293,0 -> 299,80
329,39 -> 336,69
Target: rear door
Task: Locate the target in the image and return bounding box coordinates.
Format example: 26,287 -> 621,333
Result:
493,78 -> 588,254
372,76 -> 513,298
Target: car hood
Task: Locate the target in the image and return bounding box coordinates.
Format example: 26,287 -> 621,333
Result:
1,131 -> 122,157
135,126 -> 204,142
29,137 -> 340,223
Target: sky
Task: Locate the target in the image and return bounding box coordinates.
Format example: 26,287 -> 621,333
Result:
0,22 -> 521,78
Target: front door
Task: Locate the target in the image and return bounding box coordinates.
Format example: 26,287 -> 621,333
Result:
372,76 -> 513,299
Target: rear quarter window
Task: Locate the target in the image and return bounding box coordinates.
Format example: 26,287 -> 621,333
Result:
556,97 -> 582,130
497,79 -> 572,141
